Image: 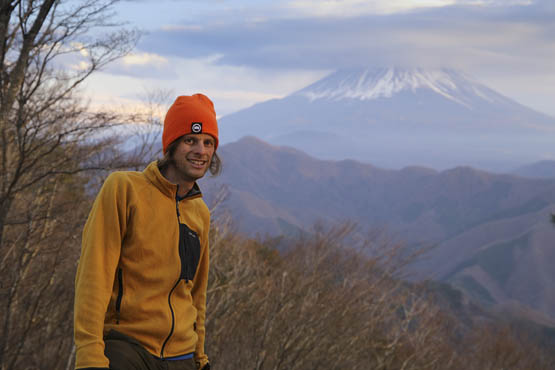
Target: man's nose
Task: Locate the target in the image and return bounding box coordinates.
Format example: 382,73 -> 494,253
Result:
192,141 -> 208,154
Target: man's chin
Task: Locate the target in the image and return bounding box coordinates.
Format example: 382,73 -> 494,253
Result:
187,168 -> 209,180
174,164 -> 208,182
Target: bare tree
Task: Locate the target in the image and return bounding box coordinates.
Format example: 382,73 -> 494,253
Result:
1,172 -> 90,369
205,214 -> 555,370
0,1 -> 140,368
461,322 -> 555,370
205,222 -> 458,370
0,0 -> 139,246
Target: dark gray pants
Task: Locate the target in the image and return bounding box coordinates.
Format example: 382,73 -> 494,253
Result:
104,330 -> 197,370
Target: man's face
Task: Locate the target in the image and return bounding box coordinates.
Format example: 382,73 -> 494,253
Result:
170,133 -> 216,183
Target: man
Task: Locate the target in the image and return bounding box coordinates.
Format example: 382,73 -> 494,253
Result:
74,94 -> 220,370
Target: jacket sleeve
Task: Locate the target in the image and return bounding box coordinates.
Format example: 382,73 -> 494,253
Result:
191,211 -> 211,369
74,173 -> 128,369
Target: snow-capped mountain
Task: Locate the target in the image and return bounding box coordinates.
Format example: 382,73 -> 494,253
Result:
295,67 -> 511,108
219,67 -> 555,171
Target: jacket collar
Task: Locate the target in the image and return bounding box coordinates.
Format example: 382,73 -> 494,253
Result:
143,161 -> 202,200
177,183 -> 201,201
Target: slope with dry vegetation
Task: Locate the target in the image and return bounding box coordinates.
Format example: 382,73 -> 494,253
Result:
205,208 -> 555,370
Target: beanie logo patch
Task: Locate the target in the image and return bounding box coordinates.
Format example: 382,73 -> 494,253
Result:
191,122 -> 202,133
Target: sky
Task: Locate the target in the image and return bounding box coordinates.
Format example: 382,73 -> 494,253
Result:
80,0 -> 555,119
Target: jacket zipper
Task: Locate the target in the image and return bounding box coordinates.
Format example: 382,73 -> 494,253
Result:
115,268 -> 123,324
160,278 -> 180,358
161,194 -> 185,358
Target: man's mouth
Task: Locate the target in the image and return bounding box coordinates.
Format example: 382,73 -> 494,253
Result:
188,158 -> 206,168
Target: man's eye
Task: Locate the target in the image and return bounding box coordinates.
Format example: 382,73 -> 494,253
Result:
184,138 -> 195,144
204,140 -> 214,147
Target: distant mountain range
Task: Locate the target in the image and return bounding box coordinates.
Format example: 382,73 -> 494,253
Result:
219,67 -> 555,171
512,160 -> 555,178
201,137 -> 555,322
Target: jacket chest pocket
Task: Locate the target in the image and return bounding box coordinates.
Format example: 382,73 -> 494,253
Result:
178,223 -> 201,282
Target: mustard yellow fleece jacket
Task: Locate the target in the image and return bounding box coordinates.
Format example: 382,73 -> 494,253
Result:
74,161 -> 210,369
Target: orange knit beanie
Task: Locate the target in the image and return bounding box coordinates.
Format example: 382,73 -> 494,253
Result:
162,94 -> 219,153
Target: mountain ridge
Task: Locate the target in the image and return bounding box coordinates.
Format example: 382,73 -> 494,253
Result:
512,160 -> 555,178
201,136 -> 555,320
219,66 -> 555,171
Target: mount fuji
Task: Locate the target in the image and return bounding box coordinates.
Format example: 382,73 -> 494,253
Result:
219,67 -> 555,171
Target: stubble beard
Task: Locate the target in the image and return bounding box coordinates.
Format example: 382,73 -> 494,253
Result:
171,155 -> 210,183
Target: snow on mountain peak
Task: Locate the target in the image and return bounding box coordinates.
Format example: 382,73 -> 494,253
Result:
295,67 -> 506,108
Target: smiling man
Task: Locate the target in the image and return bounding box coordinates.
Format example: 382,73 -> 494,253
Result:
74,94 -> 220,370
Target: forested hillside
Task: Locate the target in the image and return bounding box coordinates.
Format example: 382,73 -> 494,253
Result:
204,215 -> 555,370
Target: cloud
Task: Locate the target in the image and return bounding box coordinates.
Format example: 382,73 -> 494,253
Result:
284,0 -> 540,18
138,1 -> 555,75
284,0 -> 455,17
121,52 -> 168,66
160,24 -> 203,31
70,42 -> 89,57
100,51 -> 177,79
72,61 -> 91,71
83,53 -> 328,116
100,0 -> 555,116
